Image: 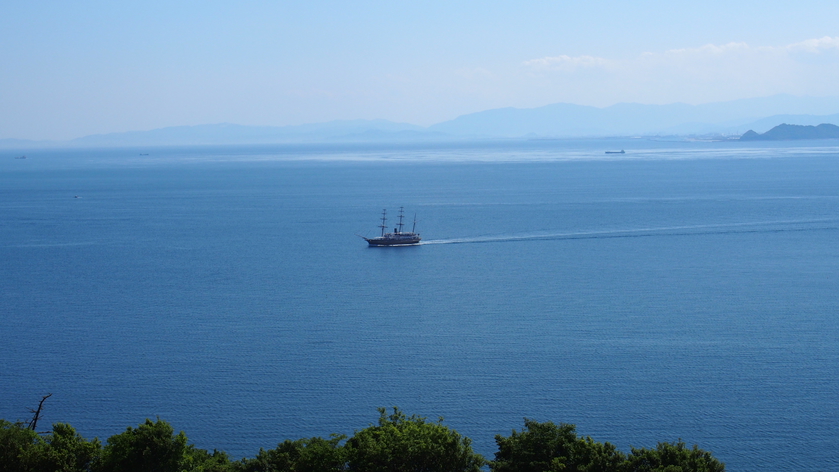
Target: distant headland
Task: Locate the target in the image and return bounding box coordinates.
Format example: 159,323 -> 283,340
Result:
740,123 -> 839,140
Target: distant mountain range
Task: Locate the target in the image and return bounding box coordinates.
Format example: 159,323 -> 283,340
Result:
4,94 -> 839,148
70,120 -> 435,146
427,95 -> 839,137
740,123 -> 839,140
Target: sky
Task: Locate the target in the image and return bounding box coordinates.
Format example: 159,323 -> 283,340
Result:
2,1 -> 839,140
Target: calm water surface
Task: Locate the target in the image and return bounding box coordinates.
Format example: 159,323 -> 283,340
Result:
1,140 -> 838,471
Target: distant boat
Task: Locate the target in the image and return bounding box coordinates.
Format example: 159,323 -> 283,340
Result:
605,150 -> 625,154
139,153 -> 149,156
363,207 -> 421,246
14,155 -> 26,159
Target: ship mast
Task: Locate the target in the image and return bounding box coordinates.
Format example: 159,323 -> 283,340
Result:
379,209 -> 387,236
397,207 -> 405,234
412,213 -> 417,233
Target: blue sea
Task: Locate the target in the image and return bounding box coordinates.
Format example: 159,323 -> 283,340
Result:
2,139 -> 838,471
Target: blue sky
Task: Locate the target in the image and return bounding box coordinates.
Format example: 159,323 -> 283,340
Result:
2,1 -> 839,139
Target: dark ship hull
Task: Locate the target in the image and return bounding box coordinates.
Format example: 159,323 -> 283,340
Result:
363,234 -> 421,246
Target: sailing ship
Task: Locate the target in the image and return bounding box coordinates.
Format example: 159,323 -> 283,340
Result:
363,207 -> 421,246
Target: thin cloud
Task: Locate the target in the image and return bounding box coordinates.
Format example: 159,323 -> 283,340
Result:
517,36 -> 839,106
663,37 -> 839,56
663,42 -> 751,56
786,36 -> 839,53
525,36 -> 839,72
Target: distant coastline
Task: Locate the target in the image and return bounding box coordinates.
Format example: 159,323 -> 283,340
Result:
740,123 -> 839,140
4,95 -> 839,148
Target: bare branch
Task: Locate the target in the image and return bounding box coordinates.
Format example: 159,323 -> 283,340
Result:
27,393 -> 52,431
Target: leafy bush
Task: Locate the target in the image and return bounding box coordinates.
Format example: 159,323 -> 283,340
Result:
98,418 -> 190,472
491,419 -> 624,472
344,407 -> 485,472
0,420 -> 101,472
239,435 -> 346,472
2,410 -> 724,472
624,440 -> 725,472
492,419 -> 723,472
0,420 -> 40,472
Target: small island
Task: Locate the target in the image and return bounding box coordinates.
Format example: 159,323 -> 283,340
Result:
740,123 -> 839,140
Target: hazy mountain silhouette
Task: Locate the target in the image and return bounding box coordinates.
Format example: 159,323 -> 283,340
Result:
725,113 -> 839,134
69,120 -> 426,146
429,95 -> 839,137
740,123 -> 839,140
4,94 -> 839,148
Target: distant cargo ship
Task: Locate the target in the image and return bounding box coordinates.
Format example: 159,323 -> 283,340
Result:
363,207 -> 421,246
605,150 -> 625,154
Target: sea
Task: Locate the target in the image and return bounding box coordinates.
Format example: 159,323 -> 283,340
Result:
1,139 -> 838,471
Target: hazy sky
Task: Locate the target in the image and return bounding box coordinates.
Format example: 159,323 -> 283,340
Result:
3,1 -> 839,140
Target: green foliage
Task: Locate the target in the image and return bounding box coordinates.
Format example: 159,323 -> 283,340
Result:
238,435 -> 346,472
0,420 -> 101,472
492,420 -> 723,472
344,407 -> 485,472
98,418 -> 190,472
491,419 -> 625,472
0,420 -> 40,472
572,436 -> 627,472
1,410 -> 725,472
97,417 -> 236,472
185,448 -> 235,472
29,423 -> 102,472
624,441 -> 725,472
